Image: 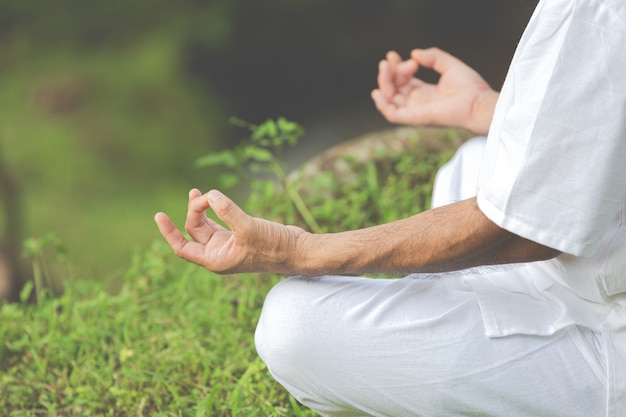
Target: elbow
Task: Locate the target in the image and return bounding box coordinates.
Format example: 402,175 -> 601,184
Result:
505,234 -> 561,264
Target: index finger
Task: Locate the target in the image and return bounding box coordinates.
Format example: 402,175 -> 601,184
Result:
186,189 -> 210,223
185,190 -> 226,242
377,59 -> 395,99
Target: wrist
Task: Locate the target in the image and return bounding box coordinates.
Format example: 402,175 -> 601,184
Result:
288,231 -> 356,276
468,90 -> 499,135
288,231 -> 327,276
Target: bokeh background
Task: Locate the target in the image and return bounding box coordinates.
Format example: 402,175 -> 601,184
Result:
0,0 -> 537,288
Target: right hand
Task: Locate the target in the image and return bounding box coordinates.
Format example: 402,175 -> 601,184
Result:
371,47 -> 498,134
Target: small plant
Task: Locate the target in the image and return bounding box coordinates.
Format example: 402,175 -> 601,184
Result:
197,117 -> 458,236
196,116 -> 322,233
21,232 -> 68,302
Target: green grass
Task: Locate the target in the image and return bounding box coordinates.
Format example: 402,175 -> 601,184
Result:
0,126 -> 458,415
1,241 -> 314,416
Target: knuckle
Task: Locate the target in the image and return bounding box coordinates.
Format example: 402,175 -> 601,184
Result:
184,219 -> 204,234
217,199 -> 235,216
171,240 -> 187,258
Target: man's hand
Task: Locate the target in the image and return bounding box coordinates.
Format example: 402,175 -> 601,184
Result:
154,189 -> 307,274
371,48 -> 498,134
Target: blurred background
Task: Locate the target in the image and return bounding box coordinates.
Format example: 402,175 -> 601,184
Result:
0,0 -> 537,291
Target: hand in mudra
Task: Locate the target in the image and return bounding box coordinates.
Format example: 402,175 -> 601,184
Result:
154,189 -> 307,274
371,48 -> 497,134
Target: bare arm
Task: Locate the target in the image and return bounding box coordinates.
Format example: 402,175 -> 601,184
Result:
293,197 -> 559,275
155,190 -> 559,276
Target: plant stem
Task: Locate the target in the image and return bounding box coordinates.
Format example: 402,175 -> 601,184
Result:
33,259 -> 43,303
285,181 -> 322,234
269,160 -> 321,234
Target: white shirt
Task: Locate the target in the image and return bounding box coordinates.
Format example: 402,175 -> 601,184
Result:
475,0 -> 626,313
473,1 -> 626,413
478,0 -> 626,258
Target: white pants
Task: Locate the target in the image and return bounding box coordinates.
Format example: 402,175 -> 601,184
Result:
255,138 -> 607,417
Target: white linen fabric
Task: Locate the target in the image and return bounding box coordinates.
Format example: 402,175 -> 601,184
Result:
256,274 -> 606,417
431,137 -> 486,208
477,0 -> 626,257
474,1 -> 626,414
256,0 -> 626,415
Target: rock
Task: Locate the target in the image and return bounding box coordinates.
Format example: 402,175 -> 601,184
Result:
290,126 -> 474,186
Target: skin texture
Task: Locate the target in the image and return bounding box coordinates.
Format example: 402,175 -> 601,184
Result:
154,47 -> 560,276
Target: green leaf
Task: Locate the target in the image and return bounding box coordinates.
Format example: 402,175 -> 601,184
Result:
219,173 -> 240,189
277,117 -> 304,144
19,281 -> 34,303
277,117 -> 302,134
251,120 -> 272,143
248,162 -> 265,174
195,151 -> 238,168
243,146 -> 273,162
263,119 -> 278,138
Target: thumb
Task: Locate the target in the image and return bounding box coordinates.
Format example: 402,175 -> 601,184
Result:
207,190 -> 251,231
411,47 -> 459,75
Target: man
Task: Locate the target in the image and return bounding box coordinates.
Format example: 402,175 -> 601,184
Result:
155,0 -> 626,415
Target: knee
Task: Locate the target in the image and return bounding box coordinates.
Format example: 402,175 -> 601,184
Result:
254,277 -> 316,376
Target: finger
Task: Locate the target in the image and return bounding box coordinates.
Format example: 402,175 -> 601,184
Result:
187,188 -> 209,226
386,50 -> 402,65
411,47 -> 461,76
184,189 -> 216,243
396,59 -> 418,86
378,51 -> 401,95
377,60 -> 396,99
387,51 -> 414,85
189,188 -> 202,199
371,89 -> 392,115
371,89 -> 409,125
206,190 -> 252,233
155,212 -> 213,265
381,51 -> 402,97
155,212 -> 191,254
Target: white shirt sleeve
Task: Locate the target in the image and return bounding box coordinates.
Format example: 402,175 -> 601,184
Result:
477,0 -> 626,256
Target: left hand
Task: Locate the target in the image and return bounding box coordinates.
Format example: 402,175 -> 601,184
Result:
154,189 -> 307,274
371,48 -> 497,134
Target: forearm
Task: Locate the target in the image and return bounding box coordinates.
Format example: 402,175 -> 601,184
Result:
290,198 -> 559,276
